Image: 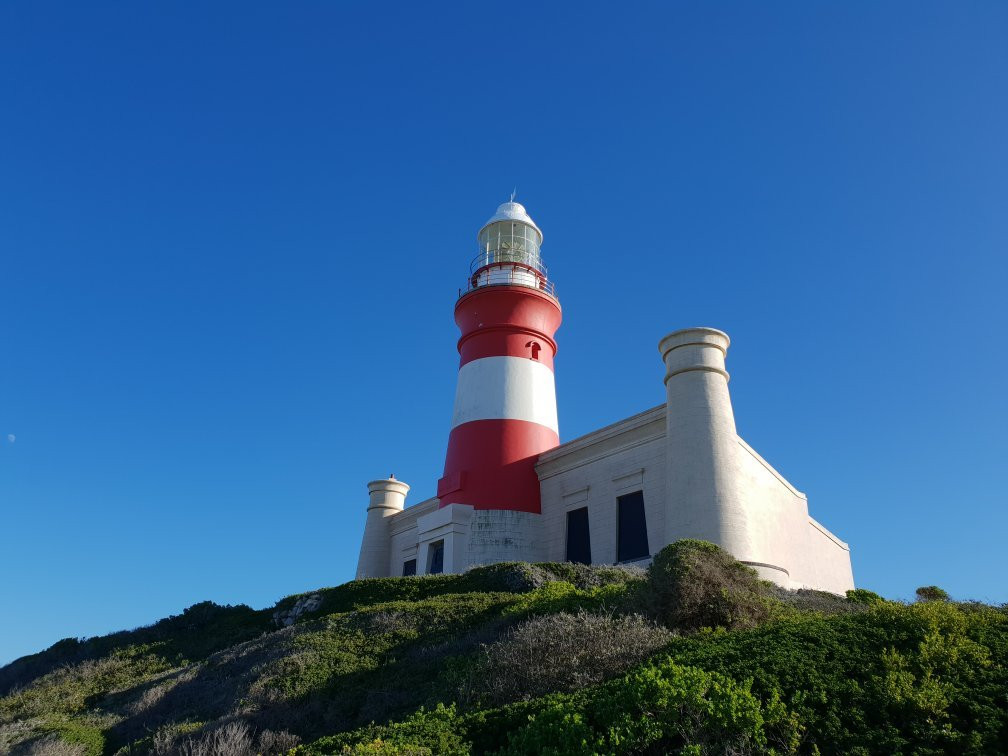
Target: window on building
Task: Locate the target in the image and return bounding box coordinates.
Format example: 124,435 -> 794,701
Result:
565,507 -> 592,565
427,541 -> 444,574
617,491 -> 649,562
402,559 -> 417,576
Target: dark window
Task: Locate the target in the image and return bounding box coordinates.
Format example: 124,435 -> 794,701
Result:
617,491 -> 649,562
427,541 -> 444,574
566,507 -> 592,564
402,559 -> 417,576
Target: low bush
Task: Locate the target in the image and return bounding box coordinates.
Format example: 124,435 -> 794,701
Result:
846,588 -> 885,605
275,562 -> 649,630
648,540 -> 774,632
530,562 -> 647,592
916,585 -> 951,602
340,741 -> 433,755
663,600 -> 1008,753
463,611 -> 674,705
300,704 -> 468,756
256,728 -> 302,754
167,720 -> 300,756
177,720 -> 253,756
0,602 -> 270,698
500,658 -> 801,755
1,647 -> 175,724
275,564 -> 558,624
43,719 -> 104,756
13,734 -> 88,756
772,587 -> 867,615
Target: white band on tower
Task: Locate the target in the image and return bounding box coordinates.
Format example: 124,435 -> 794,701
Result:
450,356 -> 559,433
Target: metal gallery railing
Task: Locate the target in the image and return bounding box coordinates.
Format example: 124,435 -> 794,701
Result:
469,248 -> 548,278
460,264 -> 557,299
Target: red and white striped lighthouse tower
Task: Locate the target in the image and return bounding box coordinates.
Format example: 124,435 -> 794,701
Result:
437,201 -> 562,515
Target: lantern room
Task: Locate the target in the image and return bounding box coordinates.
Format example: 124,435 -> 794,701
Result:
467,201 -> 554,297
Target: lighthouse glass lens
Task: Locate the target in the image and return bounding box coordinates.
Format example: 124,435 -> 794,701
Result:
478,222 -> 540,268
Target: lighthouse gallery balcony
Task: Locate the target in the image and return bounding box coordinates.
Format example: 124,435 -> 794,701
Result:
462,247 -> 557,300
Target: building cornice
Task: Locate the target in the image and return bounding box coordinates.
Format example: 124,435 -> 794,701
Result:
808,516 -> 850,550
389,496 -> 439,535
536,406 -> 811,511
536,404 -> 666,480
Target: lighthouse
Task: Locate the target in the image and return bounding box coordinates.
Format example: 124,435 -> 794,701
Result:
433,201 -> 562,565
354,197 -> 854,594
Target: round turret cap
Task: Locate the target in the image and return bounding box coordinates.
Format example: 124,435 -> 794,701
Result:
478,201 -> 543,241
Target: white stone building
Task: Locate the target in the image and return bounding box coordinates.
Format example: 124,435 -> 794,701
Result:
356,203 -> 854,594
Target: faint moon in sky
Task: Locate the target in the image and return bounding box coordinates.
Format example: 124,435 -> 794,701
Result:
6,434 -> 14,443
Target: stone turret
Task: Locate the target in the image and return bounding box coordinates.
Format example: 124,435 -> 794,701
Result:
355,477 -> 409,578
659,328 -> 787,585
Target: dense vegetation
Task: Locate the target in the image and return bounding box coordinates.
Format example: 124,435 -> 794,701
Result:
2,542 -> 1005,755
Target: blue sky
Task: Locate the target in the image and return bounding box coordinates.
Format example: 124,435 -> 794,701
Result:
1,2 -> 1006,665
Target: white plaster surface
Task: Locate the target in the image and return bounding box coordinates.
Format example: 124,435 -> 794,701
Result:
465,508 -> 544,566
450,356 -> 558,433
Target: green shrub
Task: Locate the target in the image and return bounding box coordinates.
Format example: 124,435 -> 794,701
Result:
771,587 -> 867,616
501,659 -> 801,755
0,601 -> 270,699
265,592 -> 518,705
531,562 -> 646,592
499,705 -> 596,756
276,563 -> 650,629
661,600 -> 1008,753
43,720 -> 104,756
15,734 -> 88,755
916,585 -> 951,602
340,740 -> 432,755
846,588 -> 885,605
274,564 -> 560,625
0,646 -> 175,724
648,540 -> 774,632
300,704 -> 469,756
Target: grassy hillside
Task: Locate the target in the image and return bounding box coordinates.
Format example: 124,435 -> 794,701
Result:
1,542 -> 1005,755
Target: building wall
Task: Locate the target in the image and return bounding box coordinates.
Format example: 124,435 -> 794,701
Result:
536,406 -> 667,566
800,517 -> 855,594
366,405 -> 854,594
533,404 -> 853,592
387,496 -> 437,577
733,438 -> 853,592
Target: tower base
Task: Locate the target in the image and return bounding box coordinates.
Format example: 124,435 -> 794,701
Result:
467,509 -> 541,567
414,504 -> 543,574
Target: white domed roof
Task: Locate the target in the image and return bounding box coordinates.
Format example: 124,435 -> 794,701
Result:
478,201 -> 542,241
